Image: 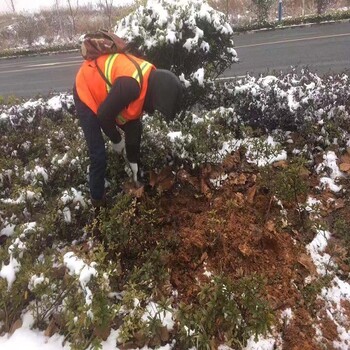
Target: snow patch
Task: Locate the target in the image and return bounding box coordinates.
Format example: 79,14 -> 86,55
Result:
306,229 -> 332,276
63,252 -> 98,307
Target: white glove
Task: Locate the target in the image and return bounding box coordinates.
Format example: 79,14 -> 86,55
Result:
125,162 -> 142,187
129,162 -> 138,184
111,138 -> 125,155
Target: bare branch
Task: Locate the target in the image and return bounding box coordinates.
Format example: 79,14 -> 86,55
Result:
66,0 -> 79,35
98,0 -> 115,29
5,0 -> 16,13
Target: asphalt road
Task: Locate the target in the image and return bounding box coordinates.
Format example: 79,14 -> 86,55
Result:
227,20 -> 350,78
0,21 -> 349,98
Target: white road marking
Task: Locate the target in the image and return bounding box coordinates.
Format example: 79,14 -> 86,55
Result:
0,62 -> 80,74
235,32 -> 350,49
0,31 -> 349,76
25,59 -> 82,67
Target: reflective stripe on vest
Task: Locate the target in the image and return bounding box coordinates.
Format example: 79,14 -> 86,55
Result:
105,54 -> 119,92
116,113 -> 127,125
104,54 -> 153,93
132,61 -> 153,83
100,54 -> 154,125
115,62 -> 153,125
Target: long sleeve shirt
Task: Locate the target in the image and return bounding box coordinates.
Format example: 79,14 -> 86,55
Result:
97,76 -> 142,164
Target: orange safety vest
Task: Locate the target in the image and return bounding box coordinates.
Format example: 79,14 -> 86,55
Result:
75,54 -> 155,125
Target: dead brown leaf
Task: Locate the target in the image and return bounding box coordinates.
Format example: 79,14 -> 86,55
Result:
247,185 -> 257,204
159,326 -> 170,342
149,335 -> 162,348
233,192 -> 245,207
93,324 -> 111,341
222,152 -> 240,171
340,153 -> 350,164
200,252 -> 208,263
297,253 -> 317,276
123,182 -> 144,198
157,177 -> 175,193
339,163 -> 350,172
273,160 -> 288,168
157,166 -> 173,182
44,318 -> 58,338
299,166 -> 311,178
200,178 -> 212,198
250,174 -> 257,184
133,330 -> 147,348
149,167 -> 175,193
149,166 -> 173,187
134,185 -> 145,198
327,243 -> 348,262
266,220 -> 276,232
9,318 -> 22,335
238,243 -> 253,257
232,173 -> 247,185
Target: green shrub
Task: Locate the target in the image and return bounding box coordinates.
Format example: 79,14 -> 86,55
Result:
115,0 -> 238,109
176,275 -> 274,349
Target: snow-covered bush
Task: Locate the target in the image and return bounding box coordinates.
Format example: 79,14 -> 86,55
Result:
115,0 -> 238,108
138,70 -> 350,172
205,70 -> 350,150
1,69 -> 350,348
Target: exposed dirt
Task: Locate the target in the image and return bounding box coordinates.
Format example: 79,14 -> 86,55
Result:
140,150 -> 350,349
282,307 -> 319,350
319,311 -> 338,350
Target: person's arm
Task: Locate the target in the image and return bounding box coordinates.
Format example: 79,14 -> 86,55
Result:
122,119 -> 142,164
97,76 -> 140,143
117,118 -> 142,184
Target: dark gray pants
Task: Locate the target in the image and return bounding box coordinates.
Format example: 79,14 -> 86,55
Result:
73,87 -> 106,201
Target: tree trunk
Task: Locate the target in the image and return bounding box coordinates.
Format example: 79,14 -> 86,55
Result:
315,0 -> 329,15
67,0 -> 79,36
6,0 -> 16,13
55,0 -> 64,36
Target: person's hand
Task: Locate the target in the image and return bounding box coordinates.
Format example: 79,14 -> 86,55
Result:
111,138 -> 125,155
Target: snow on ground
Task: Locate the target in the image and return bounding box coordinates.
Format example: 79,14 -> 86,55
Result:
0,312 -> 69,350
1,70 -> 350,349
0,328 -> 70,350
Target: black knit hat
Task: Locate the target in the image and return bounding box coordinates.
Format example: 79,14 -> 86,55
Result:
147,69 -> 183,122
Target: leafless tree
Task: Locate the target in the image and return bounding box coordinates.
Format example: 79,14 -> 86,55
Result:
315,0 -> 331,14
98,0 -> 115,29
54,0 -> 64,36
5,0 -> 16,13
67,0 -> 79,35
